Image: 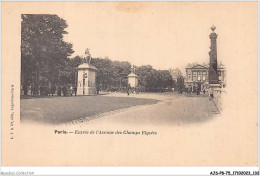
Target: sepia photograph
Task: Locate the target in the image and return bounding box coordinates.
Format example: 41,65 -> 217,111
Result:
20,15 -> 224,126
1,1 -> 258,173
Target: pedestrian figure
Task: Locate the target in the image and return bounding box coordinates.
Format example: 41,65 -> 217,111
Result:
74,87 -> 77,96
209,87 -> 214,100
126,83 -> 130,96
197,87 -> 200,95
96,84 -> 100,95
31,84 -> 35,95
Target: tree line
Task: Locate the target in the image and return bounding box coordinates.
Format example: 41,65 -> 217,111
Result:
69,56 -> 175,92
21,14 -> 74,95
21,14 -> 175,95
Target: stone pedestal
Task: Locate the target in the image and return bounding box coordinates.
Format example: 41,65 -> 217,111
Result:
77,63 -> 97,95
209,84 -> 221,92
208,83 -> 222,103
128,73 -> 138,88
209,83 -> 222,112
127,65 -> 138,88
208,67 -> 219,84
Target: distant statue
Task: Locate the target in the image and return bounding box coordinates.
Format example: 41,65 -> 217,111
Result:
131,65 -> 135,73
85,48 -> 91,63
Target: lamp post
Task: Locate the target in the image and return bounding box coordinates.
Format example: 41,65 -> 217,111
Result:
83,71 -> 87,95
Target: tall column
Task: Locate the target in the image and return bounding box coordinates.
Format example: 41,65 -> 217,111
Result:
208,25 -> 219,84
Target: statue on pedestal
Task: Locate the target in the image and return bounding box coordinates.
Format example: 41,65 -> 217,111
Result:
128,65 -> 138,88
76,48 -> 97,95
85,48 -> 92,63
131,65 -> 136,74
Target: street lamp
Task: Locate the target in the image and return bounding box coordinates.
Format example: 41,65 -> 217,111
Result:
83,71 -> 87,95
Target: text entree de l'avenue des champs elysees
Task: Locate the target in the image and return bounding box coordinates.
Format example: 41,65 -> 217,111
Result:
55,130 -> 158,136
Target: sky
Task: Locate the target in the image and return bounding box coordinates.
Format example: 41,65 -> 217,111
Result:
54,2 -> 257,73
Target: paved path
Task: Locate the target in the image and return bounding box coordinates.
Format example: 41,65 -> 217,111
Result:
66,92 -> 218,127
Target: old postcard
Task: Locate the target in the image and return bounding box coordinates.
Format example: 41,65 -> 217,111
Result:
1,1 -> 258,167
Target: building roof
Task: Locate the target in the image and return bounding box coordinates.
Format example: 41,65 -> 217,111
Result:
78,63 -> 97,70
127,73 -> 138,77
185,63 -> 225,69
186,64 -> 208,69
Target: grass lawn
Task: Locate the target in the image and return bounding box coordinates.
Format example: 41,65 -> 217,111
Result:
21,95 -> 159,124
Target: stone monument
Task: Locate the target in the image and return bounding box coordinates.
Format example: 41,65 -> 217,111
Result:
208,25 -> 220,84
77,48 -> 97,95
208,26 -> 221,95
127,65 -> 138,88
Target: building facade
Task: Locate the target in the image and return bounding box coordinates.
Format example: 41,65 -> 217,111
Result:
185,63 -> 226,91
